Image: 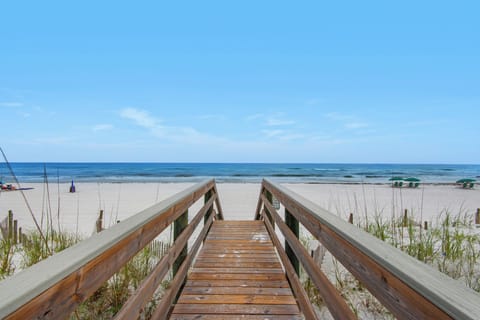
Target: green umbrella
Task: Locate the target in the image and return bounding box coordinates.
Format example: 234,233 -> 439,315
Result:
456,178 -> 476,183
389,176 -> 404,181
404,177 -> 420,182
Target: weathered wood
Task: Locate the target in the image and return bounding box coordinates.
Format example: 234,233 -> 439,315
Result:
8,210 -> 13,241
262,197 -> 356,320
285,208 -> 300,275
191,267 -> 284,274
185,279 -> 291,288
204,189 -> 213,224
476,208 -> 480,224
196,256 -> 279,262
13,220 -> 18,244
0,179 -> 216,320
262,179 -> 480,320
424,221 -> 428,230
348,213 -> 353,224
188,272 -> 286,281
181,286 -> 293,295
171,304 -> 300,315
263,189 -> 274,228
173,209 -> 188,277
199,253 -> 278,259
194,261 -> 282,269
170,315 -> 303,320
115,195 -> 217,320
254,186 -> 265,220
212,183 -> 224,220
177,294 -> 297,305
262,215 -> 318,320
171,220 -> 303,319
151,213 -> 214,320
96,209 -> 104,233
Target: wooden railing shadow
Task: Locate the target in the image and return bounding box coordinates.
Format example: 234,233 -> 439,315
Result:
0,179 -> 223,320
255,179 -> 480,320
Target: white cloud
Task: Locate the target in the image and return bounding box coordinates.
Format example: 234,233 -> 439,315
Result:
120,107 -> 227,145
246,113 -> 264,121
344,122 -> 369,129
120,108 -> 159,128
262,129 -> 285,138
266,117 -> 295,126
325,112 -> 350,121
32,137 -> 72,145
0,102 -> 23,107
93,124 -> 114,132
325,112 -> 369,130
279,133 -> 305,141
305,98 -> 322,106
198,114 -> 226,121
246,112 -> 295,126
262,129 -> 304,141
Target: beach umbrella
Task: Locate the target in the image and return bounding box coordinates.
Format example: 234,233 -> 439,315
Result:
389,177 -> 404,181
456,178 -> 476,184
404,177 -> 420,182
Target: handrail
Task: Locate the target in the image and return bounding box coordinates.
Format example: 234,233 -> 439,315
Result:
0,179 -> 223,319
255,179 -> 480,320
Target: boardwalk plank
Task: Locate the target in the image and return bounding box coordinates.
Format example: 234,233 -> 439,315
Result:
177,294 -> 297,305
169,220 -> 302,319
170,315 -> 303,320
171,304 -> 300,315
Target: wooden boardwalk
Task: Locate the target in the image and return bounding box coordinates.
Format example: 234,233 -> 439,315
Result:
3,179 -> 479,320
170,220 -> 303,319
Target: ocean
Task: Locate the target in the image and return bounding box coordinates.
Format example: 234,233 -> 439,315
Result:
1,163 -> 479,184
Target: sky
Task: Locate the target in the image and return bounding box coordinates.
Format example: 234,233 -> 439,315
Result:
1,1 -> 479,163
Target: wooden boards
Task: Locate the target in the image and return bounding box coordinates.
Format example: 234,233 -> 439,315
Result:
169,220 -> 302,319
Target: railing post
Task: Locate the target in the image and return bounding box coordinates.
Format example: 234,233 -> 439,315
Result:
8,210 -> 13,241
13,220 -> 18,244
285,208 -> 300,275
204,189 -> 213,224
264,190 -> 274,229
173,209 -> 188,277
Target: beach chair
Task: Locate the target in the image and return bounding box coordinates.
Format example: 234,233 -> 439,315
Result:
469,183 -> 474,189
414,182 -> 420,188
393,181 -> 398,187
463,182 -> 468,188
408,182 -> 413,188
399,181 -> 403,187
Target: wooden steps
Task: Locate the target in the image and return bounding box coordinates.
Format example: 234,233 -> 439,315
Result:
169,220 -> 303,319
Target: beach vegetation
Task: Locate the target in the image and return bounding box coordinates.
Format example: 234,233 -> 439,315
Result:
300,207 -> 480,319
73,239 -> 168,319
0,238 -> 16,279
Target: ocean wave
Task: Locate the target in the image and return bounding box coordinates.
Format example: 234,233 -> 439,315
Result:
270,173 -> 324,177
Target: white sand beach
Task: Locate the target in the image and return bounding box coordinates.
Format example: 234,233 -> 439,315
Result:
1,182 -> 479,237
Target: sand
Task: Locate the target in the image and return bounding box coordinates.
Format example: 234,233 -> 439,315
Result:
1,182 -> 479,237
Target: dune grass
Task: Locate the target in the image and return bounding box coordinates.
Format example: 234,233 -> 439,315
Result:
301,208 -> 480,319
72,240 -> 169,319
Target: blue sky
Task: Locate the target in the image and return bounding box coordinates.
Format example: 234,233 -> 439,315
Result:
1,1 -> 479,163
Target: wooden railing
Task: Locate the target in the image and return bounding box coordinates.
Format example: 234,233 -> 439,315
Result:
0,179 -> 223,320
255,179 -> 480,320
